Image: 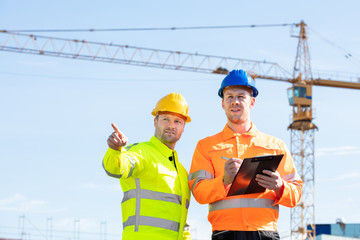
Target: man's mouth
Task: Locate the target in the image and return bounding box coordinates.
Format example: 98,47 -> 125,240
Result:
165,130 -> 176,135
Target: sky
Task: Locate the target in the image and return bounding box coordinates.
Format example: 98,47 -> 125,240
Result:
1,1 -> 360,240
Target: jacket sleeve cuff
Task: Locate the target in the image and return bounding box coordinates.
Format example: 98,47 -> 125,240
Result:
273,180 -> 286,205
214,174 -> 228,199
219,174 -> 230,197
107,146 -> 124,154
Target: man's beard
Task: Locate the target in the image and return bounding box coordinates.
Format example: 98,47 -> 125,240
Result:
160,131 -> 180,144
226,111 -> 246,124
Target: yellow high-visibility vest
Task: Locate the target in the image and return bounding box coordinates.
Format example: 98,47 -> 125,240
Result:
103,136 -> 191,240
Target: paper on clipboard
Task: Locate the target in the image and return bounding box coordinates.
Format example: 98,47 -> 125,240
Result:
227,154 -> 284,196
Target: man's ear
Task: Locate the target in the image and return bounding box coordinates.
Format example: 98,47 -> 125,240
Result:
250,97 -> 255,109
221,99 -> 225,110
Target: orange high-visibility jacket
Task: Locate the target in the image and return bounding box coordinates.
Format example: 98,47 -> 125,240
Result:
188,124 -> 302,231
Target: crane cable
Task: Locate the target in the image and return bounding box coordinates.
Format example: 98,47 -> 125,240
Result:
2,23 -> 358,71
2,23 -> 295,33
308,26 -> 360,67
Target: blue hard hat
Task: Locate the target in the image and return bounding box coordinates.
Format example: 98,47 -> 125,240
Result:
218,69 -> 259,98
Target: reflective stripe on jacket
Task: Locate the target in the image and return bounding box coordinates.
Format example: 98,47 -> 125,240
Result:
188,123 -> 302,231
103,136 -> 191,240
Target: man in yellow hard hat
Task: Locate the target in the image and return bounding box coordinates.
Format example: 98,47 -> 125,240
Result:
103,92 -> 192,240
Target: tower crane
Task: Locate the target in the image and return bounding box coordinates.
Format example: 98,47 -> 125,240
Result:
1,21 -> 360,240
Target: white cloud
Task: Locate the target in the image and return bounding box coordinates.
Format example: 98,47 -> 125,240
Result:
316,146 -> 360,157
334,172 -> 360,180
319,171 -> 360,182
0,194 -> 48,212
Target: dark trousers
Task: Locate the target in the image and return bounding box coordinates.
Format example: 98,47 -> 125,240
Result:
212,230 -> 280,240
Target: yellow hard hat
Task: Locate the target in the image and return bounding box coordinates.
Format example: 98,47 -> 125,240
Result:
151,92 -> 191,123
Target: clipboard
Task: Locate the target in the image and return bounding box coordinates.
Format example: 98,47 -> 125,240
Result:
227,154 -> 284,196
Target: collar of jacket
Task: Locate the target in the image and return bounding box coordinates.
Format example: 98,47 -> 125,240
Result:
222,122 -> 258,141
150,135 -> 176,159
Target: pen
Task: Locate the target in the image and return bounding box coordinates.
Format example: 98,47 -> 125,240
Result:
221,156 -> 230,160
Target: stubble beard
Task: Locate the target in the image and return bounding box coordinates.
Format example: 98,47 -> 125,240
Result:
160,131 -> 180,144
228,115 -> 244,124
226,109 -> 246,124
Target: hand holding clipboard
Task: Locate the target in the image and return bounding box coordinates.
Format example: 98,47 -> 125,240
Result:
224,154 -> 284,196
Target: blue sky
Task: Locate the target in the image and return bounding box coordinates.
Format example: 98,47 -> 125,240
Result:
1,1 -> 360,240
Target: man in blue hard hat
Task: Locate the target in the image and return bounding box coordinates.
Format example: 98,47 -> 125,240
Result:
188,69 -> 303,240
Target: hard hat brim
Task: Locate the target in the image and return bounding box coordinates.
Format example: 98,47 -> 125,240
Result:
151,110 -> 191,123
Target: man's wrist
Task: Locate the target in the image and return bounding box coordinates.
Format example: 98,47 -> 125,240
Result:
274,180 -> 285,198
223,176 -> 232,186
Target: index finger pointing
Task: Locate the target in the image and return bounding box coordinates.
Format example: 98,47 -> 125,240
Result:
111,123 -> 121,134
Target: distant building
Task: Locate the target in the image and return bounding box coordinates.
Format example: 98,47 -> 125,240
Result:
308,219 -> 360,240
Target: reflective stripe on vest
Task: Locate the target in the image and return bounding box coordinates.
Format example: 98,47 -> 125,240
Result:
125,178 -> 186,232
209,198 -> 279,212
123,215 -> 180,232
188,170 -> 214,192
102,155 -> 136,179
188,169 -> 214,181
126,155 -> 136,178
135,178 -> 141,231
283,172 -> 301,182
283,172 -> 302,187
122,189 -> 182,205
126,143 -> 139,151
102,161 -> 123,178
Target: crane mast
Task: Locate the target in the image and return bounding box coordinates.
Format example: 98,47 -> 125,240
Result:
288,21 -> 317,240
1,24 -> 360,240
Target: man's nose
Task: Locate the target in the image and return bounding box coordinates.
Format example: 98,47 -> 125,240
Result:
168,121 -> 176,128
231,98 -> 240,105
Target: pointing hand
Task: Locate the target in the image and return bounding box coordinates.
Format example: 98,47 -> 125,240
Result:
107,123 -> 128,150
